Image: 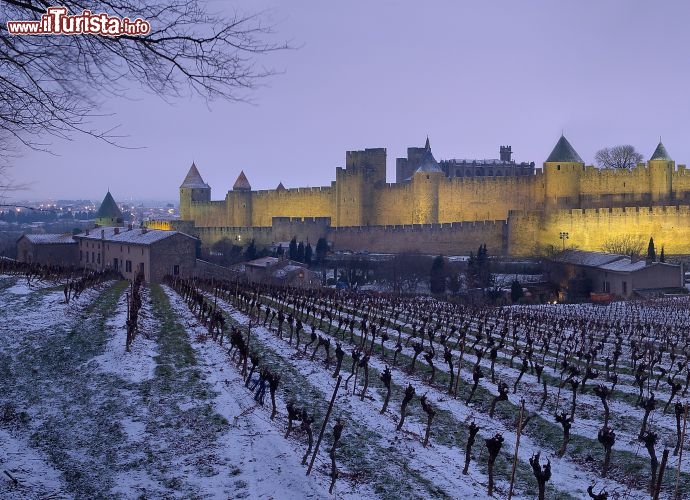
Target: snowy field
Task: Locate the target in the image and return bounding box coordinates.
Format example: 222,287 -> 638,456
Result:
0,274 -> 688,499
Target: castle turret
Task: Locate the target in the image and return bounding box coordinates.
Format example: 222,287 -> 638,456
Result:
336,147 -> 386,226
543,135 -> 584,210
179,162 -> 211,221
228,170 -> 252,226
648,141 -> 674,204
412,146 -> 443,224
95,191 -> 124,227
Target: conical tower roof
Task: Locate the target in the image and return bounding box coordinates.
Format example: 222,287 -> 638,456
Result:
415,140 -> 442,174
276,182 -> 286,191
546,135 -> 583,163
233,170 -> 252,191
96,191 -> 124,220
180,162 -> 210,189
650,141 -> 671,161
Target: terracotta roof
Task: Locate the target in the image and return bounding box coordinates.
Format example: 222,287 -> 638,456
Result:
233,170 -> 252,191
180,162 -> 210,189
546,135 -> 583,163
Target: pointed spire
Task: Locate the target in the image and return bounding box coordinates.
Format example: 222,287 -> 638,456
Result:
650,141 -> 671,161
233,170 -> 252,191
180,162 -> 210,189
546,135 -> 583,163
276,181 -> 286,191
415,144 -> 442,174
425,136 -> 430,150
95,190 -> 124,225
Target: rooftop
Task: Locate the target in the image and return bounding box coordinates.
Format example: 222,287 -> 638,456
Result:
233,171 -> 252,191
20,233 -> 76,245
650,142 -> 672,161
96,191 -> 124,220
75,227 -> 194,245
180,162 -> 210,189
546,135 -> 583,163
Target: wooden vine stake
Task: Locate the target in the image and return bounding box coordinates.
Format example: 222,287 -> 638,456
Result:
329,419 -> 344,494
675,403 -> 688,500
307,375 -> 342,476
507,399 -> 525,500
653,448 -> 669,500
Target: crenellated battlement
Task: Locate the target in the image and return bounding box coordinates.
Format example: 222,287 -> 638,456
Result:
179,136 -> 690,256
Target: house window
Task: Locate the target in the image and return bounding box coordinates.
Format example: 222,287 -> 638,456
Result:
92,252 -> 95,263
127,246 -> 130,253
603,281 -> 610,293
141,248 -> 144,255
173,265 -> 180,276
80,251 -> 83,261
622,281 -> 627,295
86,252 -> 89,263
97,253 -> 100,264
125,260 -> 132,272
113,258 -> 119,270
557,165 -> 561,171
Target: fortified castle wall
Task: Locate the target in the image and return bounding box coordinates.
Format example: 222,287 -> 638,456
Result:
157,136 -> 690,256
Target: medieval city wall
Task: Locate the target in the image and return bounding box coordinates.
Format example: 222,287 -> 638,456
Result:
189,201 -> 227,227
371,183 -> 414,225
250,187 -> 335,227
672,166 -> 690,197
330,221 -> 506,255
194,226 -> 275,247
271,217 -> 331,243
437,175 -> 544,222
507,205 -> 690,256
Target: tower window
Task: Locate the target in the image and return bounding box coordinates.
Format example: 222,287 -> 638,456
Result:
557,165 -> 561,171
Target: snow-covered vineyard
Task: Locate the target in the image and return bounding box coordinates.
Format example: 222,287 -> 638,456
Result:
0,271 -> 689,499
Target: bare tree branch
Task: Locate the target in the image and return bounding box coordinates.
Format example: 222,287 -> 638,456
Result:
0,0 -> 290,193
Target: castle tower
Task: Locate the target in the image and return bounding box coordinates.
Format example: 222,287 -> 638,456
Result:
648,141 -> 674,204
179,162 -> 211,221
228,170 -> 253,226
412,146 -> 443,224
95,191 -> 124,227
336,148 -> 386,226
543,135 -> 584,210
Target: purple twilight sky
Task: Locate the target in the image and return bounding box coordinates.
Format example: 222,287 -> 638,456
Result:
9,0 -> 690,202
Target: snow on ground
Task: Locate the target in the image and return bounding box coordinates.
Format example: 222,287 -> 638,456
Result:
214,296 -> 651,500
162,285 -> 346,499
93,285 -> 158,383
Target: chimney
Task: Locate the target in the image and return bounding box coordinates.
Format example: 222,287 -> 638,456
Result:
114,227 -> 120,235
101,229 -> 105,239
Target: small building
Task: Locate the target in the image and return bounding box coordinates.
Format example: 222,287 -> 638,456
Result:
75,226 -> 198,282
16,233 -> 78,267
548,250 -> 682,300
244,256 -> 320,288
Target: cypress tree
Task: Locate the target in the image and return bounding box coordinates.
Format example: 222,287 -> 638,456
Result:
647,237 -> 656,262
